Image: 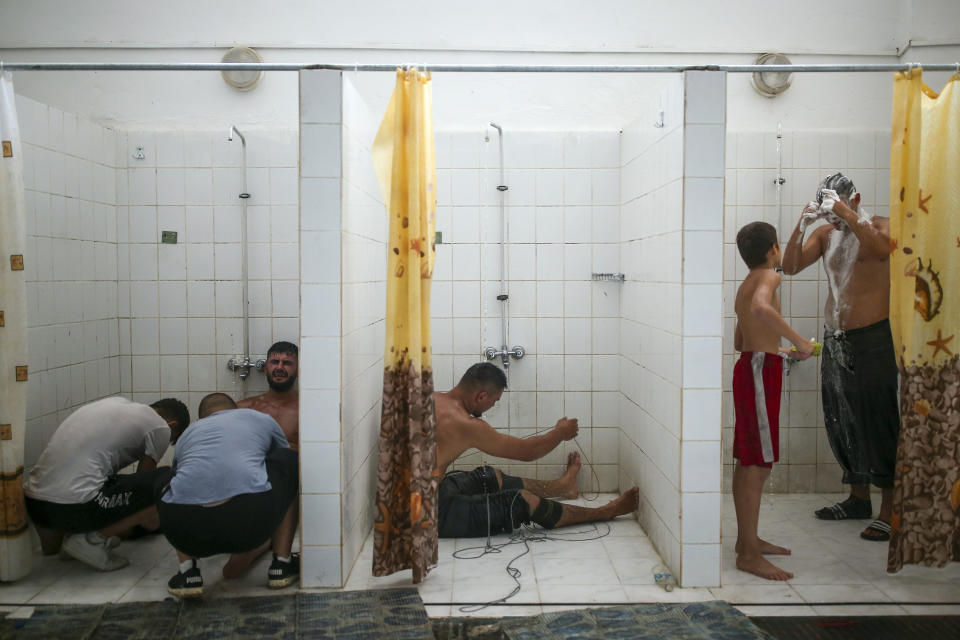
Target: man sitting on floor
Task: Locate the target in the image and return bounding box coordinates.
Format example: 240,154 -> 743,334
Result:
435,363 -> 638,538
23,396 -> 190,571
238,341 -> 300,451
159,393 -> 299,597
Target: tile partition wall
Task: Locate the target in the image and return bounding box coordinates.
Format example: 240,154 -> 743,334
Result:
436,128 -> 622,492
618,74 -> 685,582
721,128 -> 891,494
16,94 -> 121,468
678,71 -> 725,587
336,76 -> 387,584
115,126 -> 300,413
298,69 -> 344,587
617,71 -> 726,588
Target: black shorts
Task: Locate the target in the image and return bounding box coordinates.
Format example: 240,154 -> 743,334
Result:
157,447 -> 299,558
25,468 -> 172,534
437,466 -> 531,538
821,319 -> 901,488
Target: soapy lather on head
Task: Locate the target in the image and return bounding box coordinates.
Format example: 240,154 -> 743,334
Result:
810,173 -> 872,228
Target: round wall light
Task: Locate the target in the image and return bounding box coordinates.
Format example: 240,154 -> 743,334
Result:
221,46 -> 264,92
751,53 -> 793,98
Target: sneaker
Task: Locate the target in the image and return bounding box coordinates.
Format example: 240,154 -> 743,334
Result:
60,533 -> 129,571
167,560 -> 204,598
267,553 -> 300,589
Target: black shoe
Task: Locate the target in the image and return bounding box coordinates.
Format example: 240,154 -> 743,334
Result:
167,560 -> 204,598
267,553 -> 300,589
814,495 -> 872,520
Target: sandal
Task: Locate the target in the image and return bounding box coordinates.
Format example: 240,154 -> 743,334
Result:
860,519 -> 891,541
814,496 -> 872,520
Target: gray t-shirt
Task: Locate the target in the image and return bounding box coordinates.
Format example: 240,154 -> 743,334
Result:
23,396 -> 170,504
162,408 -> 289,505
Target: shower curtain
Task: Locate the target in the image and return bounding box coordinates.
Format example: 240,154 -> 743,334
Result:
0,71 -> 33,581
371,68 -> 438,582
888,68 -> 960,572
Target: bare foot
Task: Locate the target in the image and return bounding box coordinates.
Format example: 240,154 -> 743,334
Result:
559,452 -> 582,499
735,538 -> 791,555
605,486 -> 640,518
736,553 -> 793,581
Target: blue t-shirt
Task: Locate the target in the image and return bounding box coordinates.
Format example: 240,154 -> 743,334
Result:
163,408 -> 290,505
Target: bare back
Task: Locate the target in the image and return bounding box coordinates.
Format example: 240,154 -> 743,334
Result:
817,218 -> 890,330
735,269 -> 783,354
237,392 -> 300,450
433,391 -> 484,476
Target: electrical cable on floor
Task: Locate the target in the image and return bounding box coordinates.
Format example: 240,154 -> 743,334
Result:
450,489 -> 613,613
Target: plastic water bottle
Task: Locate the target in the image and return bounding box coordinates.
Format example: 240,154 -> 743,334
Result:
652,565 -> 676,592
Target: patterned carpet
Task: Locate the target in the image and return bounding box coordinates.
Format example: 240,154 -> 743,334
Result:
499,602 -> 773,640
1,594 -> 782,640
0,589 -> 433,640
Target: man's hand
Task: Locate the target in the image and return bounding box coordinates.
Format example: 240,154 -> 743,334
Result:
799,202 -> 822,232
554,417 -> 579,441
791,338 -> 815,361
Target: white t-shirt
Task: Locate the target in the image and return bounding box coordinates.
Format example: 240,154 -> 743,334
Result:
23,396 -> 171,504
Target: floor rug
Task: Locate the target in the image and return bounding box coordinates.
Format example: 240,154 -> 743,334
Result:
0,589 -> 433,640
498,601 -> 775,640
751,615 -> 960,640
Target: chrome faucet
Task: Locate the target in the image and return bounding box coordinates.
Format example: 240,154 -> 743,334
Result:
483,345 -> 525,368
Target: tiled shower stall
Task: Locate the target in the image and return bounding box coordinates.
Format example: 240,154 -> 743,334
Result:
296,70 -> 727,588
20,68 -> 730,589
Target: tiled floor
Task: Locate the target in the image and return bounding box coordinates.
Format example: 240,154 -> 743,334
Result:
3,493 -> 960,620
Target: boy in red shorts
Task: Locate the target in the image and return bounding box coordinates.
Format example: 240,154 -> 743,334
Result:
733,222 -> 815,581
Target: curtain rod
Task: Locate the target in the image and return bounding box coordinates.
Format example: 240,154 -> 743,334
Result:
1,62 -> 959,73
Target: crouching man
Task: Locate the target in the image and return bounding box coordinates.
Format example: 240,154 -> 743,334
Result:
158,393 -> 299,597
23,396 -> 189,571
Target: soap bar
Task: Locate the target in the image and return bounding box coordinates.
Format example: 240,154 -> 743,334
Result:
791,341 -> 822,357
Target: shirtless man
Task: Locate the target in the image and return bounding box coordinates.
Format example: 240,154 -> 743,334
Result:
238,341 -> 299,451
781,173 -> 899,542
434,362 -> 639,538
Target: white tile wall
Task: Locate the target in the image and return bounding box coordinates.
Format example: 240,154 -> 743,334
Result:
437,129 -> 621,491
18,94 -> 121,467
117,125 -> 300,411
330,73 -> 383,588
678,71 -> 725,586
618,74 -> 686,586
722,128 -> 889,494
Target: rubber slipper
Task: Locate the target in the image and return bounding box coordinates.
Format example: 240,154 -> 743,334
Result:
860,519 -> 891,541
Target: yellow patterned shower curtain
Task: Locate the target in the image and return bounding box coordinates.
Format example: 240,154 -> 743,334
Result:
888,68 -> 960,572
371,68 -> 438,582
0,71 -> 33,581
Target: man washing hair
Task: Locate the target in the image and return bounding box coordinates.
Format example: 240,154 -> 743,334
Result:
782,172 -> 898,542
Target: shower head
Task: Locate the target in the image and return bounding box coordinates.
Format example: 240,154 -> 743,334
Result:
489,122 -> 502,133
228,125 -> 245,144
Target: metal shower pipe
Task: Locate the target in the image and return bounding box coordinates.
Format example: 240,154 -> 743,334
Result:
492,123 -> 508,367
483,124 -> 524,369
3,62 -> 959,73
225,125 -> 258,380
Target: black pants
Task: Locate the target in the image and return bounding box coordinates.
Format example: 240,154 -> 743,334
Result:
437,466 -> 531,538
25,468 -> 172,533
157,447 -> 299,558
821,319 -> 900,488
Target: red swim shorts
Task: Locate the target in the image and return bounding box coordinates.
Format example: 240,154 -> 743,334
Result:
733,352 -> 783,468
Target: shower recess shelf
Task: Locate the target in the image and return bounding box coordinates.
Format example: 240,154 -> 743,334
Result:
592,273 -> 625,282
